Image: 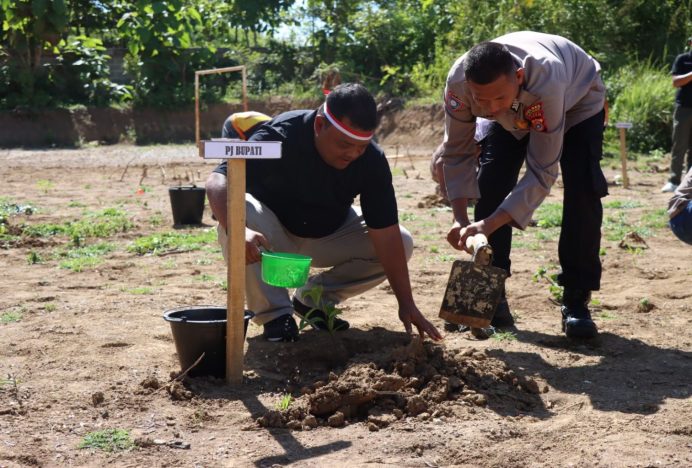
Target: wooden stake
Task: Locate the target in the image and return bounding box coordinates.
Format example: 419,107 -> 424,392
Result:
226,159 -> 246,385
618,127 -> 630,189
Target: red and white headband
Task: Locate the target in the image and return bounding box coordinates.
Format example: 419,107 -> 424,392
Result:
323,102 -> 374,141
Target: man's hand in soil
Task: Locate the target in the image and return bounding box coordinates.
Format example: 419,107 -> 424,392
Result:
399,304 -> 443,341
245,228 -> 271,265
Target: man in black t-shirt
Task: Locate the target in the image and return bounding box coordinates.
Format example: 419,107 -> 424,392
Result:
205,83 -> 442,343
663,37 -> 692,193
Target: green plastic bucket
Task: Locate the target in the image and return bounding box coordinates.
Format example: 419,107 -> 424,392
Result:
261,251 -> 312,288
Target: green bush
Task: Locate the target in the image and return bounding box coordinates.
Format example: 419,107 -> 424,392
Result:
608,63 -> 674,153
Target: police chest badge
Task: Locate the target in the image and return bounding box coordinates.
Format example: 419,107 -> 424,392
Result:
524,102 -> 547,132
445,91 -> 465,112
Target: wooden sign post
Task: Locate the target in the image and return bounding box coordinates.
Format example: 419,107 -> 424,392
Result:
615,122 -> 633,189
201,140 -> 281,384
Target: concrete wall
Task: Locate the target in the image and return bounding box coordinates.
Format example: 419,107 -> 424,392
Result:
0,99 -> 321,148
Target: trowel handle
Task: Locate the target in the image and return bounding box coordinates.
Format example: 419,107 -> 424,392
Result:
465,234 -> 489,254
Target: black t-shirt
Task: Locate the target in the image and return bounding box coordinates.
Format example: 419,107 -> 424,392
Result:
213,110 -> 398,238
672,51 -> 692,107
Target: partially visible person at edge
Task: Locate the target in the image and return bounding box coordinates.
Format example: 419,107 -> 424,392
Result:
205,83 -> 442,343
439,31 -> 608,339
662,36 -> 692,193
668,166 -> 692,245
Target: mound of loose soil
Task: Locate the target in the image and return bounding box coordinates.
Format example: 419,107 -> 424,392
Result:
257,340 -> 544,431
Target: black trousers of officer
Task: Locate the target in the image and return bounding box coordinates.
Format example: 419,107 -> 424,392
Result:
475,110 -> 608,292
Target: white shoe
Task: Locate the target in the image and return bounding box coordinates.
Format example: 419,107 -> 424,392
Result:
661,182 -> 678,193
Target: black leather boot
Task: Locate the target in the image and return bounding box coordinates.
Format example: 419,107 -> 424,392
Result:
561,288 -> 598,338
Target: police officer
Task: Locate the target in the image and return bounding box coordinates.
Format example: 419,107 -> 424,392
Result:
440,31 -> 608,339
662,36 -> 692,193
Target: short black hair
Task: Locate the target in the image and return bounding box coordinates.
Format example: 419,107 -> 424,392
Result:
463,42 -> 517,85
324,83 -> 377,131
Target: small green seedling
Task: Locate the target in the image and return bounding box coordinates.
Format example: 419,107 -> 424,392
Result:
26,250 -> 43,264
491,331 -> 517,342
299,286 -> 344,335
532,265 -> 564,303
637,298 -> 655,313
275,393 -> 293,411
78,429 -> 133,452
44,303 -> 57,312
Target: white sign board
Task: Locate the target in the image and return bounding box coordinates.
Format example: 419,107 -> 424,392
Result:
615,122 -> 633,129
202,139 -> 282,159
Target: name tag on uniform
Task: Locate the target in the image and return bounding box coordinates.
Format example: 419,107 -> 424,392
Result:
202,139 -> 282,159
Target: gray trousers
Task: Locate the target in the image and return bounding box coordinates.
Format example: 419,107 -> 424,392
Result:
670,104 -> 692,184
217,194 -> 414,325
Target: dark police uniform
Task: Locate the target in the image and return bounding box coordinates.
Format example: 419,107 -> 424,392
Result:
442,31 -> 607,292
669,50 -> 692,185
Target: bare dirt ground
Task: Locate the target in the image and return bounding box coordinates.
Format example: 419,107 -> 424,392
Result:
1,141 -> 691,468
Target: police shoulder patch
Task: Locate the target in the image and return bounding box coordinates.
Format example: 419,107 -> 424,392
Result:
524,102 -> 547,132
445,90 -> 465,112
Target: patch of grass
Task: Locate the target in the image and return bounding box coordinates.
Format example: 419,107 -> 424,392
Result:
36,179 -> 54,194
195,257 -> 213,266
44,303 -> 57,312
534,202 -> 563,228
193,274 -> 216,283
78,429 -> 133,452
640,209 -> 668,230
127,229 -> 216,255
148,213 -> 164,226
67,200 -> 86,208
603,199 -> 642,209
491,331 -> 517,342
436,254 -> 456,262
1,309 -> 23,324
598,311 -> 617,320
124,287 -> 153,295
55,243 -> 115,272
23,208 -> 134,245
275,393 -> 293,411
535,228 -> 559,241
400,212 -> 417,222
429,246 -> 440,254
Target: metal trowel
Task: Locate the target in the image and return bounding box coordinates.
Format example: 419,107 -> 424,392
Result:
438,234 -> 508,331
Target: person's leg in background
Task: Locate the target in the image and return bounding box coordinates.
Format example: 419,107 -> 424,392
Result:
663,105 -> 692,192
558,110 -> 608,338
475,123 -> 528,327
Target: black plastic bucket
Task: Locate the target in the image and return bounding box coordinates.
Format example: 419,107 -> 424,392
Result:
163,306 -> 254,378
168,185 -> 206,226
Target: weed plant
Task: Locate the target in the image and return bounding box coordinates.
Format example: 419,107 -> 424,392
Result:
54,243 -> 115,272
128,229 -> 216,255
23,208 -> 133,244
78,429 -> 133,452
1,309 -> 23,324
